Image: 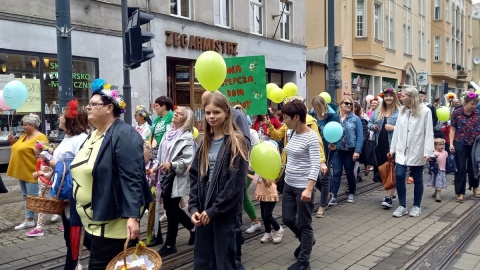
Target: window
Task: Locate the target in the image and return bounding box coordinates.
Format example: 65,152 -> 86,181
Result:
374,3 -> 383,40
434,0 -> 441,20
250,0 -> 263,35
468,49 -> 472,70
356,0 -> 367,37
419,0 -> 425,16
469,15 -> 472,36
403,0 -> 411,8
434,36 -> 441,61
446,0 -> 450,22
170,0 -> 190,18
214,0 -> 231,27
403,25 -> 411,54
446,38 -> 451,63
279,1 -> 291,41
387,0 -> 395,49
419,31 -> 426,59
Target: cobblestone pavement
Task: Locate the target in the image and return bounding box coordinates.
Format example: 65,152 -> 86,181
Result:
1,173 -> 479,269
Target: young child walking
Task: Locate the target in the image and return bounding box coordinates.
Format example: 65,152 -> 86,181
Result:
427,138 -> 449,202
252,172 -> 284,243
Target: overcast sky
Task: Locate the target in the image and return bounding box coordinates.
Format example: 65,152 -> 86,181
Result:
475,0 -> 480,4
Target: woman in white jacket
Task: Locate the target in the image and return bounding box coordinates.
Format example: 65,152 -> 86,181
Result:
389,87 -> 434,218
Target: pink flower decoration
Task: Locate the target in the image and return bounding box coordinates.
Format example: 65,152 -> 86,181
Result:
467,92 -> 478,99
111,90 -> 119,99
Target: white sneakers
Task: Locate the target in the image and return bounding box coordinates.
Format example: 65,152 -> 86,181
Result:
392,206 -> 422,217
245,222 -> 262,234
15,220 -> 35,230
260,227 -> 284,244
160,214 -> 167,222
50,214 -> 61,222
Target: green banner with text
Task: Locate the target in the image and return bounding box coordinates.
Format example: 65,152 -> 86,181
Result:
218,55 -> 267,115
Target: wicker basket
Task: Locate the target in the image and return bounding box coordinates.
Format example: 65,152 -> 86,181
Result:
107,236 -> 162,270
26,161 -> 68,215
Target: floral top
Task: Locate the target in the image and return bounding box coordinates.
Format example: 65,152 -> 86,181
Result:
450,108 -> 480,145
135,122 -> 152,141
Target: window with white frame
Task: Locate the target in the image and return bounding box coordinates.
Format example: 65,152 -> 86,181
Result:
387,0 -> 395,49
170,0 -> 190,18
403,25 -> 412,54
468,49 -> 472,70
403,0 -> 411,8
419,31 -> 426,59
356,0 -> 367,37
214,0 -> 231,27
419,0 -> 425,16
279,1 -> 291,41
446,0 -> 450,22
374,2 -> 383,40
250,0 -> 263,35
434,36 -> 441,61
446,37 -> 451,63
434,0 -> 441,20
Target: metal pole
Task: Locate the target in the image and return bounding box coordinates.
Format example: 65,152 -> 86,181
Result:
327,0 -> 336,103
55,0 -> 73,109
122,0 -> 132,125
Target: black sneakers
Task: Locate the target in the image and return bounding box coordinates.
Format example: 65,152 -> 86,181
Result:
288,260 -> 311,270
382,196 -> 393,208
158,245 -> 177,257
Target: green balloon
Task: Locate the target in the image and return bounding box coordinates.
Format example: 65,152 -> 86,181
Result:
436,107 -> 450,122
250,142 -> 282,180
194,51 -> 227,91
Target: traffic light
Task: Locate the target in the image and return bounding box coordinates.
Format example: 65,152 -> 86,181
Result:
125,7 -> 155,69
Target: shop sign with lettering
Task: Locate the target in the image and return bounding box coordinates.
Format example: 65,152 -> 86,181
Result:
16,78 -> 41,113
218,55 -> 266,115
165,31 -> 238,56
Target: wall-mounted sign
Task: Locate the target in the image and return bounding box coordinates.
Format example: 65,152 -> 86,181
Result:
354,64 -> 397,75
218,55 -> 266,115
416,71 -> 428,86
16,78 -> 41,113
165,31 -> 238,56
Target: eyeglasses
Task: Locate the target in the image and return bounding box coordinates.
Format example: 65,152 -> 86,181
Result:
174,111 -> 185,116
343,102 -> 352,106
88,102 -> 105,107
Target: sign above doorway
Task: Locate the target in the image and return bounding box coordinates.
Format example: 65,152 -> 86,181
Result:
165,31 -> 238,56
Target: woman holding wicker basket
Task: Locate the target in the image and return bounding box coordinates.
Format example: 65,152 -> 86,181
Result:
70,79 -> 153,269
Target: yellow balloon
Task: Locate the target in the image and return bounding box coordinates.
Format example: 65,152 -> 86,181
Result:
195,51 -> 227,92
193,127 -> 199,139
283,82 -> 298,97
269,87 -> 286,103
476,89 -> 480,95
436,107 -> 450,122
250,142 -> 282,180
266,83 -> 278,99
319,92 -> 332,103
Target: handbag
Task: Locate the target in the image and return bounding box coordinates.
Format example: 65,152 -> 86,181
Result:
379,155 -> 396,190
160,169 -> 175,197
360,139 -> 378,167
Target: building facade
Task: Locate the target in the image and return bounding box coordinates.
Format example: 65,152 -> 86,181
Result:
306,0 -> 476,107
0,0 -> 307,133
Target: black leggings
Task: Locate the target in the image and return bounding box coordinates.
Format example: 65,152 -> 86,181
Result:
260,201 -> 280,233
164,196 -> 195,246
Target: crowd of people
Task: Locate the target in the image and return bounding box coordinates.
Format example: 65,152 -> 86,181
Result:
3,78 -> 480,270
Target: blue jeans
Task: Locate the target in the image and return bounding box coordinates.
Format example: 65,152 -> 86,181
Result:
19,180 -> 38,219
194,214 -> 244,270
282,184 -> 315,263
395,164 -> 424,208
331,149 -> 356,196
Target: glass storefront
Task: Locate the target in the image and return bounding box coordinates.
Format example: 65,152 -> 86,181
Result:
0,50 -> 98,144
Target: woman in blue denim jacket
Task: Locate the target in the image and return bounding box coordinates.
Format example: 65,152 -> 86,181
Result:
368,88 -> 401,208
310,96 -> 340,218
329,96 -> 364,205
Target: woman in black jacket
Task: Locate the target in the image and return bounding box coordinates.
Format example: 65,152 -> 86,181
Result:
189,92 -> 249,270
70,78 -> 152,269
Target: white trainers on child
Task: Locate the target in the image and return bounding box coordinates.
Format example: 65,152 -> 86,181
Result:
260,233 -> 273,243
272,227 -> 284,243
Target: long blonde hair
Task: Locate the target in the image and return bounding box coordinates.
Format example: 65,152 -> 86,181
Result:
200,92 -> 249,176
400,87 -> 422,117
377,93 -> 401,120
311,96 -> 328,117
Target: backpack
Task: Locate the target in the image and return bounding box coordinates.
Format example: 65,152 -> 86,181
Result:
446,153 -> 457,175
50,160 -> 74,200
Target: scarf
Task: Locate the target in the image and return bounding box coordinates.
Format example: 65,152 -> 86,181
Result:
159,126 -> 184,164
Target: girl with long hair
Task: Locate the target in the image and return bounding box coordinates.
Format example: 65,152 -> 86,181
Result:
189,92 -> 249,270
390,87 -> 434,218
369,88 -> 401,208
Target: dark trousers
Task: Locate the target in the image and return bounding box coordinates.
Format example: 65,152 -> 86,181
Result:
164,196 -> 194,247
282,184 -> 314,263
194,214 -> 244,270
454,142 -> 478,195
315,165 -> 332,207
331,149 -> 356,196
61,211 -> 77,270
260,202 -> 280,233
86,233 -> 127,270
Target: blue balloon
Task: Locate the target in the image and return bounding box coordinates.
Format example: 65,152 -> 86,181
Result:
3,80 -> 28,110
323,122 -> 343,143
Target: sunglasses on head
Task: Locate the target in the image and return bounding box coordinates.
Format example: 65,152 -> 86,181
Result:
343,102 -> 352,106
